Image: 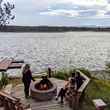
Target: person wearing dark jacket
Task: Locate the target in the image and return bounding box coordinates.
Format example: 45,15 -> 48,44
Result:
75,71 -> 85,90
22,64 -> 35,98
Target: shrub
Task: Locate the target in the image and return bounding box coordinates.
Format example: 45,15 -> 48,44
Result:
0,72 -> 8,89
53,67 -> 92,80
53,69 -> 68,80
105,62 -> 110,70
75,68 -> 92,78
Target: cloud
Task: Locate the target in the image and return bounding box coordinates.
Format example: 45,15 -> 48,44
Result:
40,9 -> 79,17
14,0 -> 110,26
60,0 -> 107,6
29,0 -> 108,11
39,0 -> 110,19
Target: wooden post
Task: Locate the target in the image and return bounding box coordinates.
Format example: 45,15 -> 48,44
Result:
47,67 -> 52,78
0,98 -> 3,107
16,102 -> 24,110
75,92 -> 81,110
3,98 -> 10,110
10,103 -> 16,110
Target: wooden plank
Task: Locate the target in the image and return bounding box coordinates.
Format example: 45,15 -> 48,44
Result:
0,59 -> 12,71
0,91 -> 19,103
8,63 -> 23,69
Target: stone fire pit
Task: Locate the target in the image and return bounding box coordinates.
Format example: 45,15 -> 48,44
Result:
30,79 -> 57,101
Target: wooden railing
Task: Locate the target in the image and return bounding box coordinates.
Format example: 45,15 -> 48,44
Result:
75,70 -> 90,108
66,70 -> 90,109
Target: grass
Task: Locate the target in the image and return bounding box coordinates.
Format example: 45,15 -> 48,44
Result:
80,79 -> 110,110
9,78 -> 22,87
53,68 -> 92,80
53,69 -> 69,80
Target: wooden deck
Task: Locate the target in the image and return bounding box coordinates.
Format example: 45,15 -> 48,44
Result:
0,58 -> 24,71
0,59 -> 12,71
11,78 -> 71,110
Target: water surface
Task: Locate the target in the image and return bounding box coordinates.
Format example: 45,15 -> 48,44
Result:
0,32 -> 110,76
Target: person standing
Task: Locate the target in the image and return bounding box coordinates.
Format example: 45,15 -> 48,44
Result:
47,67 -> 52,78
22,64 -> 35,98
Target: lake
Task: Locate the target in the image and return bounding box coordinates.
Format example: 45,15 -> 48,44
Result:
0,32 -> 110,76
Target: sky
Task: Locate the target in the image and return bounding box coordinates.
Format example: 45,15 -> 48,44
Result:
8,0 -> 110,26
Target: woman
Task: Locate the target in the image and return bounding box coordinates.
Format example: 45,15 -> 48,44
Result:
65,78 -> 77,109
65,72 -> 76,89
56,72 -> 76,104
56,87 -> 67,103
22,64 -> 35,98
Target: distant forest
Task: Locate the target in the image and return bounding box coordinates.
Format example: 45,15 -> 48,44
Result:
1,26 -> 110,32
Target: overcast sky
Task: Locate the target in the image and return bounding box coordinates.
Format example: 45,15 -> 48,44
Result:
9,0 -> 110,26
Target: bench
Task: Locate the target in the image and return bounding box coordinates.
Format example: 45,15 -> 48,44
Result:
75,71 -> 90,107
93,99 -> 107,110
66,70 -> 90,109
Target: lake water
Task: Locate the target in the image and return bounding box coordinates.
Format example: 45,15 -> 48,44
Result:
0,32 -> 110,76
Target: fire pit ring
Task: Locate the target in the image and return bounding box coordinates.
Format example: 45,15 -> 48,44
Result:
30,80 -> 57,101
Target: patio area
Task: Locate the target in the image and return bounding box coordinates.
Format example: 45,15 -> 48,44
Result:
12,78 -> 71,110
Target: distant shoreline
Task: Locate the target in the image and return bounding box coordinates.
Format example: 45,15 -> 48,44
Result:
1,26 -> 110,32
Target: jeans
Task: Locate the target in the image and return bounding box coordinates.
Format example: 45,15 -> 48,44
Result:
23,81 -> 30,98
